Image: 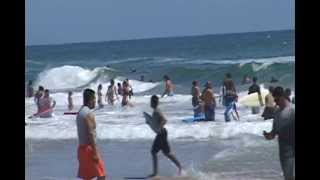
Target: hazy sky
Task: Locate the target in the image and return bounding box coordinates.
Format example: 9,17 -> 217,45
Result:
26,0 -> 294,45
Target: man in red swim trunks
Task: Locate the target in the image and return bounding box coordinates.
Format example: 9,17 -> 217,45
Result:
76,89 -> 106,180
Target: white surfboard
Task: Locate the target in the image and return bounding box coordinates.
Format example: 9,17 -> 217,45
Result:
143,112 -> 160,134
238,89 -> 269,107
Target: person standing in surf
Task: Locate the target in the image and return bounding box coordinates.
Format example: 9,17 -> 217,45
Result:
97,84 -> 104,108
148,95 -> 182,178
34,86 -> 44,108
161,75 -> 174,97
26,80 -> 34,97
262,86 -> 276,120
191,80 -> 203,118
117,82 -> 123,96
68,91 -> 74,111
76,89 -> 107,180
121,80 -> 132,107
37,89 -> 56,118
263,86 -> 295,180
222,73 -> 238,122
200,81 -> 216,121
126,79 -> 134,99
248,77 -> 264,114
106,79 -> 118,105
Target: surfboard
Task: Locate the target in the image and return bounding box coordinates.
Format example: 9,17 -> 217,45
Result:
124,176 -> 192,180
238,89 -> 269,107
63,112 -> 78,115
143,112 -> 160,134
182,115 -> 206,123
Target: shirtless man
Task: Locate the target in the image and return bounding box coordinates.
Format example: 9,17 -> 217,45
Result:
200,81 -> 216,121
161,75 -> 174,97
37,89 -> 56,118
76,89 -> 106,180
148,95 -> 182,178
106,79 -> 118,105
262,86 -> 276,120
263,86 -> 295,180
191,80 -> 203,118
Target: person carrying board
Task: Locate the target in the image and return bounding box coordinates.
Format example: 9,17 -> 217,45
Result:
148,95 -> 182,178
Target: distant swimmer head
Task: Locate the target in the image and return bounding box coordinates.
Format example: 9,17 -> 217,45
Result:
44,89 -> 50,97
98,84 -> 103,90
151,95 -> 159,109
192,80 -> 199,86
68,91 -> 73,96
38,86 -> 44,91
83,88 -> 96,109
225,73 -> 232,78
163,75 -> 170,81
110,79 -> 115,85
252,77 -> 258,83
204,81 -> 212,88
268,86 -> 274,93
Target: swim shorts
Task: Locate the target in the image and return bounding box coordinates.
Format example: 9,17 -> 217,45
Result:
77,145 -> 106,179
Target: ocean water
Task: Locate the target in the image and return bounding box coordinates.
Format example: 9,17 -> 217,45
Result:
25,30 -> 294,180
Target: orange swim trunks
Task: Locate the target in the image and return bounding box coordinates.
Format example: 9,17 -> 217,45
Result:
77,145 -> 106,179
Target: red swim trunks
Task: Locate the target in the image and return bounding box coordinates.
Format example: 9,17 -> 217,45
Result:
77,145 -> 106,179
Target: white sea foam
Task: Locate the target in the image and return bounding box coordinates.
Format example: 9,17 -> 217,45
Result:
26,89 -> 273,141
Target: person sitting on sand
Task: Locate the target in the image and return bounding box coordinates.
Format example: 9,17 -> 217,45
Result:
200,81 -> 216,121
262,86 -> 276,120
97,84 -> 104,108
76,89 -> 106,180
161,75 -> 174,97
68,91 -> 74,111
148,95 -> 182,178
106,79 -> 118,105
37,89 -> 56,118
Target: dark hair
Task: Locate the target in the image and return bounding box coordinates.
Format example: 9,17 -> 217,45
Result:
163,75 -> 170,80
272,86 -> 285,98
110,79 -> 115,85
226,73 -> 231,78
98,84 -> 102,89
83,89 -> 95,105
192,80 -> 198,86
151,95 -> 159,108
285,88 -> 291,96
268,86 -> 274,93
44,89 -> 49,93
117,82 -> 121,86
68,91 -> 73,95
252,77 -> 257,82
39,86 -> 44,91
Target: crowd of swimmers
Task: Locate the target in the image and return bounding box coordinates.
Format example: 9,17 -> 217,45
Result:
26,73 -> 295,180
